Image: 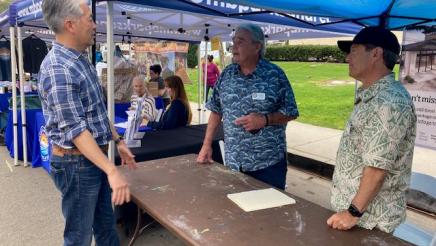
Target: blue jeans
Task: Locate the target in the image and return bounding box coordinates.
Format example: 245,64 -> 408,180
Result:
243,157 -> 288,190
50,154 -> 119,246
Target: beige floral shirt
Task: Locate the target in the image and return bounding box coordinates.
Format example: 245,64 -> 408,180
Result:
331,73 -> 417,233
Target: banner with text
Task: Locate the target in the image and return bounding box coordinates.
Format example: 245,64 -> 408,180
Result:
400,29 -> 436,149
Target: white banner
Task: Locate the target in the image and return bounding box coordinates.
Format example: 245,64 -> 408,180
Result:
400,29 -> 436,150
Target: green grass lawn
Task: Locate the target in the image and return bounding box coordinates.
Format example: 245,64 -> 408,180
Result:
184,62 -> 399,130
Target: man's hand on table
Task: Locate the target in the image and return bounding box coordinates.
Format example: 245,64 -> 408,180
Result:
197,145 -> 214,164
117,140 -> 137,169
327,210 -> 359,230
107,167 -> 131,205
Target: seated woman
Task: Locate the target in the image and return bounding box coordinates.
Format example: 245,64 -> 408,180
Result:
148,75 -> 192,130
130,75 -> 158,122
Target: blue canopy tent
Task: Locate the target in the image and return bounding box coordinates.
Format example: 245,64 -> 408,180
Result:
219,0 -> 436,29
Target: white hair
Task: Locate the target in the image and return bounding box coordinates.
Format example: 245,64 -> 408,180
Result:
42,0 -> 85,33
235,23 -> 266,58
133,74 -> 147,85
133,74 -> 150,95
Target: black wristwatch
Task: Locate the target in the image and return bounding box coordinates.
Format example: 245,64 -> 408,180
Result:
114,136 -> 124,145
348,204 -> 364,217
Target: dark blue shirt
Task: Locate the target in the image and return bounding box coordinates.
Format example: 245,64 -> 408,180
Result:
148,99 -> 189,130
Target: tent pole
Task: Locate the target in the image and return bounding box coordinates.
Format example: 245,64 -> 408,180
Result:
17,26 -> 27,166
197,44 -> 201,124
202,41 -> 208,124
106,1 -> 115,161
91,0 -> 96,65
10,26 -> 18,166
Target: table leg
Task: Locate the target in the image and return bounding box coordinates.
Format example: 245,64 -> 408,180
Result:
128,207 -> 156,246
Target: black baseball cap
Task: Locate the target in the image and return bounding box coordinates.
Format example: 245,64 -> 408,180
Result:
337,26 -> 400,55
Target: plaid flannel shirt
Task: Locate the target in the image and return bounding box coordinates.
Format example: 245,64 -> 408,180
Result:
38,42 -> 112,148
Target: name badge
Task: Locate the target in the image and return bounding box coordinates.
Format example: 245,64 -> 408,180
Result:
252,93 -> 265,100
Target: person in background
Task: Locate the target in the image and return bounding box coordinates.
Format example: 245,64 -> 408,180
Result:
148,75 -> 192,130
130,74 -> 158,122
39,0 -> 136,245
197,23 -> 299,190
150,64 -> 171,108
327,26 -> 416,233
202,54 -> 220,101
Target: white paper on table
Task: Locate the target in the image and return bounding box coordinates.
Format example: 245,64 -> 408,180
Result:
126,139 -> 141,148
133,132 -> 145,139
126,110 -> 135,117
227,188 -> 296,212
114,121 -> 128,129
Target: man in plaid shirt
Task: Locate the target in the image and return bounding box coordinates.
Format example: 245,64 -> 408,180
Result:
39,1 -> 136,245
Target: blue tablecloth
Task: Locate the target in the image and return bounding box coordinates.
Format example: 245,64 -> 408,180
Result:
5,109 -> 44,168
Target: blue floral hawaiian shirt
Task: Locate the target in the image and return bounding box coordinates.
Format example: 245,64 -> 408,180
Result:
207,59 -> 298,171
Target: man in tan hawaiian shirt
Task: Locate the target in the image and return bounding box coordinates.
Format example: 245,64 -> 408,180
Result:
327,26 -> 416,233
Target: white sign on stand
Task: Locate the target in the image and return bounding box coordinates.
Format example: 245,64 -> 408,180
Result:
124,98 -> 144,148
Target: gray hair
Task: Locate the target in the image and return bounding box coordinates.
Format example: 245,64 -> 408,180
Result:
364,44 -> 399,70
235,23 -> 266,58
382,49 -> 399,70
42,0 -> 85,34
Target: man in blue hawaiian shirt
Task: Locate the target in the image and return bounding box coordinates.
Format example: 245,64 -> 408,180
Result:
197,23 -> 299,189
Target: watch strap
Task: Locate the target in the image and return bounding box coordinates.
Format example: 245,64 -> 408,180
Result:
114,136 -> 123,145
348,204 -> 364,217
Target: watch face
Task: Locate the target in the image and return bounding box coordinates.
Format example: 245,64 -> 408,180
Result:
348,204 -> 363,217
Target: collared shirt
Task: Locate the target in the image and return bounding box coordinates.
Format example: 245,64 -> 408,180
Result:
207,59 -> 299,172
38,42 -> 112,149
331,73 -> 416,233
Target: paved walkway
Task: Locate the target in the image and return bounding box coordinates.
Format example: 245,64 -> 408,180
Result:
190,102 -> 436,178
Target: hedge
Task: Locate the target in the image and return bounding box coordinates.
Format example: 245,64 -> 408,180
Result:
265,45 -> 346,63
